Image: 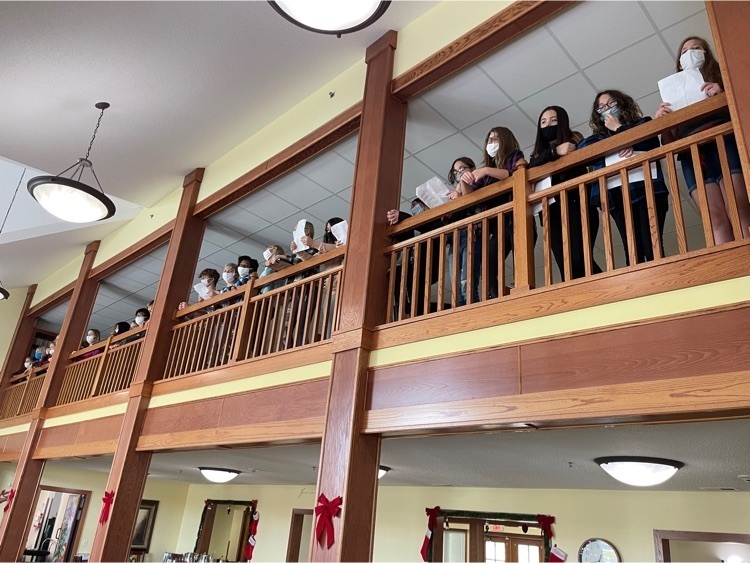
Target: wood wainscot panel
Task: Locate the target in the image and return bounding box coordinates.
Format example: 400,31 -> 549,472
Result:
521,307 -> 750,394
0,432 -> 27,461
141,397 -> 224,436
76,415 -> 124,444
37,423 -> 80,450
367,347 -> 519,410
32,415 -> 124,459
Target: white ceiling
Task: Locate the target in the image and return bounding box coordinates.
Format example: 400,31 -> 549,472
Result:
0,1 -> 436,290
47,418 -> 750,492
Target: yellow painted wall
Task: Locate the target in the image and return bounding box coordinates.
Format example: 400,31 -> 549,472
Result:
0,288 -> 29,372
30,254 -> 81,308
373,486 -> 750,562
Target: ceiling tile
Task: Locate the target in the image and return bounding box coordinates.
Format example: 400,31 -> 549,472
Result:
660,11 -> 714,56
105,300 -> 138,315
203,222 -> 247,248
401,156 -> 444,199
642,1 -> 705,30
422,65 -> 512,130
517,74 -> 598,136
225,237 -> 268,260
268,171 -> 333,207
213,206 -> 272,236
105,275 -> 144,294
479,27 -> 577,101
548,1 -> 654,68
297,151 -> 355,193
136,256 -> 166,276
205,249 -> 240,269
411,133 -> 480,188
304,195 -> 350,226
404,98 -> 456,154
636,90 -> 664,121
198,239 -> 222,259
117,267 -> 160,286
585,36 -> 675,100
251,224 -> 295,249
148,245 -> 169,261
332,133 -> 359,164
463,105 -> 537,158
338,186 -> 352,203
235,190 -> 297,224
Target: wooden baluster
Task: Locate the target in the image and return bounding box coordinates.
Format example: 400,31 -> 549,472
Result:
330,271 -> 342,337
598,177 -> 615,271
451,229 -> 459,309
266,293 -> 281,355
466,223 -> 474,305
277,287 -> 293,352
13,380 -> 30,417
665,152 -> 688,254
436,233 -> 446,311
165,329 -> 180,379
260,297 -> 275,357
511,160 -> 534,292
232,280 -> 255,362
542,198 -> 552,287
480,218 -> 488,302
424,238 -> 434,315
691,143 -> 715,247
193,317 -> 211,373
619,168 -> 638,266
716,134 -> 743,239
292,284 -> 307,347
89,337 -> 113,397
579,184 -> 593,277
176,324 -> 194,377
249,298 -> 265,359
386,251 -> 397,323
319,275 -> 332,344
560,189 -> 572,282
498,212 -> 506,297
244,297 -> 260,360
397,248 -> 409,321
305,278 -> 322,346
643,160 -> 663,260
411,243 -> 422,314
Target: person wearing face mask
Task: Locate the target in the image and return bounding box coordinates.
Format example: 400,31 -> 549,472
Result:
655,36 -> 749,245
235,256 -> 259,287
77,329 -> 103,359
529,106 -> 602,282
219,263 -> 239,293
579,90 -> 670,265
11,357 -> 34,377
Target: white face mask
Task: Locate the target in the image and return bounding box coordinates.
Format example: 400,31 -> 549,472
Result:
135,316 -> 145,326
680,48 -> 705,70
24,361 -> 31,369
201,278 -> 212,287
237,267 -> 251,278
48,348 -> 54,356
86,334 -> 97,344
263,249 -> 273,261
222,272 -> 236,285
486,142 -> 500,158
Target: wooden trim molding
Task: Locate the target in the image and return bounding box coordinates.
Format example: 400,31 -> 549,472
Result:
392,0 -> 573,100
89,221 -> 173,281
27,281 -> 75,317
194,103 -> 361,218
654,529 -> 750,563
33,439 -> 118,460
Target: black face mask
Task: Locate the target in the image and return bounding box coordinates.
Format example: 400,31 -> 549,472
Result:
540,125 -> 558,144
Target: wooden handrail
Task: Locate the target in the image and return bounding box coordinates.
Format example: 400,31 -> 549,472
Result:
175,286 -> 251,319
255,246 -> 347,288
250,264 -> 344,300
172,300 -> 245,331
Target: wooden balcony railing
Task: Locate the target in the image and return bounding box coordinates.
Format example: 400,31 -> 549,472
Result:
0,366 -> 48,419
56,329 -> 146,406
385,94 -> 748,323
163,247 -> 345,380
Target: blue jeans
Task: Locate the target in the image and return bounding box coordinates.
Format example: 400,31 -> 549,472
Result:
447,230 -> 480,307
681,133 -> 742,194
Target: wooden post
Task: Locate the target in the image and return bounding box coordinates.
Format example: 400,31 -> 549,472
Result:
0,284 -> 37,384
511,161 -> 535,292
89,169 -> 205,562
310,30 -> 404,562
0,242 -> 100,561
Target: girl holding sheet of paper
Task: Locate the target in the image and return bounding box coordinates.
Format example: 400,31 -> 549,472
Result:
654,36 -> 749,244
529,106 -> 602,281
579,90 -> 670,265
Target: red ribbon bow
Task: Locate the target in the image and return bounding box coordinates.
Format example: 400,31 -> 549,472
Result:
99,491 -> 115,525
420,506 -> 441,561
314,494 -> 342,549
2,489 -> 16,513
537,514 -> 555,539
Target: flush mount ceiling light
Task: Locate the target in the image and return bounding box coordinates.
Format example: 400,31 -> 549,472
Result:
27,102 -> 116,223
595,456 -> 684,487
199,467 -> 241,483
378,465 -> 390,479
268,0 -> 390,37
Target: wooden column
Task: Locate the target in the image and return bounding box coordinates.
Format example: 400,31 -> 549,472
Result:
0,284 -> 37,382
707,3 -> 750,200
511,161 -> 534,292
89,168 -> 205,562
0,242 -> 100,561
310,31 -> 404,562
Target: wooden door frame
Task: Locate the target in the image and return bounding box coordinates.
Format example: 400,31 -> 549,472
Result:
193,499 -> 255,556
28,485 -> 91,561
654,529 -> 750,562
285,508 -> 313,562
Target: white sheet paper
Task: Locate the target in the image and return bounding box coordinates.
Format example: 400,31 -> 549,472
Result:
604,151 -> 659,190
658,68 -> 708,111
330,220 -> 348,244
262,248 -> 273,261
415,176 -> 451,209
193,283 -> 210,300
293,219 -> 310,252
532,176 -> 556,216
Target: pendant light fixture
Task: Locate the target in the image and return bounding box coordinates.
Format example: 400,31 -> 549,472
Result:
268,0 -> 390,38
27,102 -> 116,223
595,456 -> 684,487
0,283 -> 9,301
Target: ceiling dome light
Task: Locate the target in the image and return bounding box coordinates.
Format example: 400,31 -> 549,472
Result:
269,0 -> 390,37
595,456 -> 684,487
378,465 -> 390,479
199,467 -> 241,483
28,102 -> 116,223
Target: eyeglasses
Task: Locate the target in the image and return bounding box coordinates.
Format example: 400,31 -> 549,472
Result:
596,99 -> 618,114
452,166 -> 472,181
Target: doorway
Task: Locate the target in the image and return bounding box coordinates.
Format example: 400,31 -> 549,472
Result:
485,533 -> 543,563
24,486 -> 89,562
194,500 -> 255,561
285,508 -> 313,562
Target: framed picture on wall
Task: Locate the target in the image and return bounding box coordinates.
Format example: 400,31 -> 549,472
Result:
131,500 -> 159,551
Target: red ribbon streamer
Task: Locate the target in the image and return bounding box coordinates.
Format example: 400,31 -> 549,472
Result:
420,506 -> 441,561
537,514 -> 555,539
99,491 -> 115,525
314,494 -> 342,549
2,489 -> 16,513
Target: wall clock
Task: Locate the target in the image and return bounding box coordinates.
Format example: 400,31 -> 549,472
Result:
578,538 -> 621,562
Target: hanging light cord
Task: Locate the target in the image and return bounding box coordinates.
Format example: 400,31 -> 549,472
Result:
85,105 -> 107,161
0,167 -> 26,235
